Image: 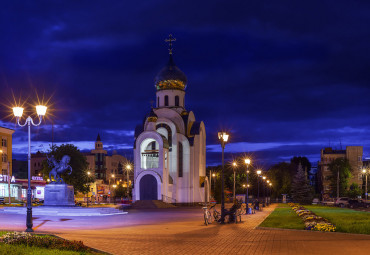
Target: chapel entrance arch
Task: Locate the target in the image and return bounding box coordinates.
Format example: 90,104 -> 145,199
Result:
140,174 -> 158,200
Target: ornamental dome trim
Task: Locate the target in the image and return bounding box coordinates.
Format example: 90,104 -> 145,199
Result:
155,55 -> 187,91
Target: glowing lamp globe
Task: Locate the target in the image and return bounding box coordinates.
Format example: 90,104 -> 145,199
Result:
263,176 -> 266,180
256,170 -> 262,175
363,169 -> 367,174
126,165 -> 131,170
232,162 -> 237,167
13,107 -> 24,118
36,105 -> 47,116
218,132 -> 229,143
245,158 -> 251,165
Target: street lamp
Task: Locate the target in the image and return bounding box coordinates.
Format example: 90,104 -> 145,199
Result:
13,104 -> 47,232
218,131 -> 229,224
86,171 -> 91,207
256,170 -> 262,201
363,169 -> 368,202
262,176 -> 266,205
232,161 -> 237,202
126,164 -> 132,199
244,158 -> 251,213
109,174 -> 115,203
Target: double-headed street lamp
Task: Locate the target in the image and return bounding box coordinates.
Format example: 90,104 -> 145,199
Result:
218,131 -> 229,224
256,170 -> 262,201
363,168 -> 369,202
13,105 -> 47,232
244,158 -> 251,212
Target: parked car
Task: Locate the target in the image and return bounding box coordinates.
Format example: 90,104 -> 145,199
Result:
334,197 -> 349,207
348,199 -> 370,209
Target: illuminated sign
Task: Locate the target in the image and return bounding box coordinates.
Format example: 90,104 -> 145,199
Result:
0,175 -> 15,183
32,176 -> 44,181
97,186 -> 104,194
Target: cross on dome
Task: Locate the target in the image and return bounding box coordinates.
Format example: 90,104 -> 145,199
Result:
165,34 -> 176,55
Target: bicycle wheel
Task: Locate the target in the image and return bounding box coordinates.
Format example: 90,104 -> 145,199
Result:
224,214 -> 230,223
213,210 -> 220,221
207,211 -> 213,224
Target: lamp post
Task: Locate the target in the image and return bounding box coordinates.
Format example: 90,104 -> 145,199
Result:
266,180 -> 270,205
212,173 -> 216,196
232,161 -> 237,203
86,171 -> 91,207
218,131 -> 229,224
13,105 -> 47,232
126,164 -> 131,199
268,182 -> 272,203
109,174 -> 115,203
363,169 -> 368,202
256,170 -> 262,201
244,158 -> 251,212
262,176 -> 266,206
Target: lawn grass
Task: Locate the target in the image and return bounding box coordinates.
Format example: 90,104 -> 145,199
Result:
305,205 -> 370,235
259,203 -> 305,230
0,243 -> 91,255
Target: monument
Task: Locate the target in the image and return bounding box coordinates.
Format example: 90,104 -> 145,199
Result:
44,155 -> 75,206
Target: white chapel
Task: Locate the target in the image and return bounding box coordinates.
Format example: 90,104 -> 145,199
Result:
132,36 -> 207,204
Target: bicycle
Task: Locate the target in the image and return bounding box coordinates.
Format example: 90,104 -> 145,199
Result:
202,204 -> 213,225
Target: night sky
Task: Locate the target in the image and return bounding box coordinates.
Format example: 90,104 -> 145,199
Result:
1,1 -> 370,167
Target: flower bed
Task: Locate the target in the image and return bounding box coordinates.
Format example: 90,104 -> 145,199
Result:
0,232 -> 91,252
288,203 -> 336,232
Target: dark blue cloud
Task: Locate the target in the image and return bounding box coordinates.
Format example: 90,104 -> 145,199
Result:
1,0 -> 370,166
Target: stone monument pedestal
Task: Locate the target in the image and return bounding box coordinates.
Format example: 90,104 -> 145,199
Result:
44,184 -> 75,206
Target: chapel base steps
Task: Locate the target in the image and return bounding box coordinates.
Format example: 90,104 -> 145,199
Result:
131,200 -> 177,209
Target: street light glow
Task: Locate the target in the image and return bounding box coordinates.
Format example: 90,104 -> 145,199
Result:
232,162 -> 237,167
218,131 -> 229,143
256,170 -> 262,175
87,171 -> 91,175
126,164 -> 132,170
36,105 -> 47,116
12,107 -> 24,118
212,173 -> 216,177
263,176 -> 266,180
363,169 -> 367,173
244,158 -> 251,165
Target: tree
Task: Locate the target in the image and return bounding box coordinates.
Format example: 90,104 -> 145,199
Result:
268,162 -> 293,198
291,163 -> 313,204
42,144 -> 95,194
328,158 -> 352,197
291,156 -> 311,177
114,185 -> 125,199
347,183 -> 362,199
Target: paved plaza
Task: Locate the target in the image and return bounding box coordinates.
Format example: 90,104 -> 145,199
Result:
1,204 -> 370,254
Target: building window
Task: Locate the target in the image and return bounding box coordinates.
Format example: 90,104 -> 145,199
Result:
2,154 -> 7,163
178,142 -> 183,177
358,156 -> 362,162
157,96 -> 160,107
175,96 -> 179,106
1,139 -> 7,147
165,95 -> 169,106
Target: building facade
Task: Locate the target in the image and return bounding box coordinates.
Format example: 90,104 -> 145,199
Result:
1,127 -> 15,176
318,146 -> 363,197
133,42 -> 207,204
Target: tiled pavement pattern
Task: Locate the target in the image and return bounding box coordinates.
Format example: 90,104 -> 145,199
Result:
1,204 -> 370,254
53,204 -> 370,255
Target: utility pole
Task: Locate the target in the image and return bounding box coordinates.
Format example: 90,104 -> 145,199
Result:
8,162 -> 11,205
337,168 -> 340,199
